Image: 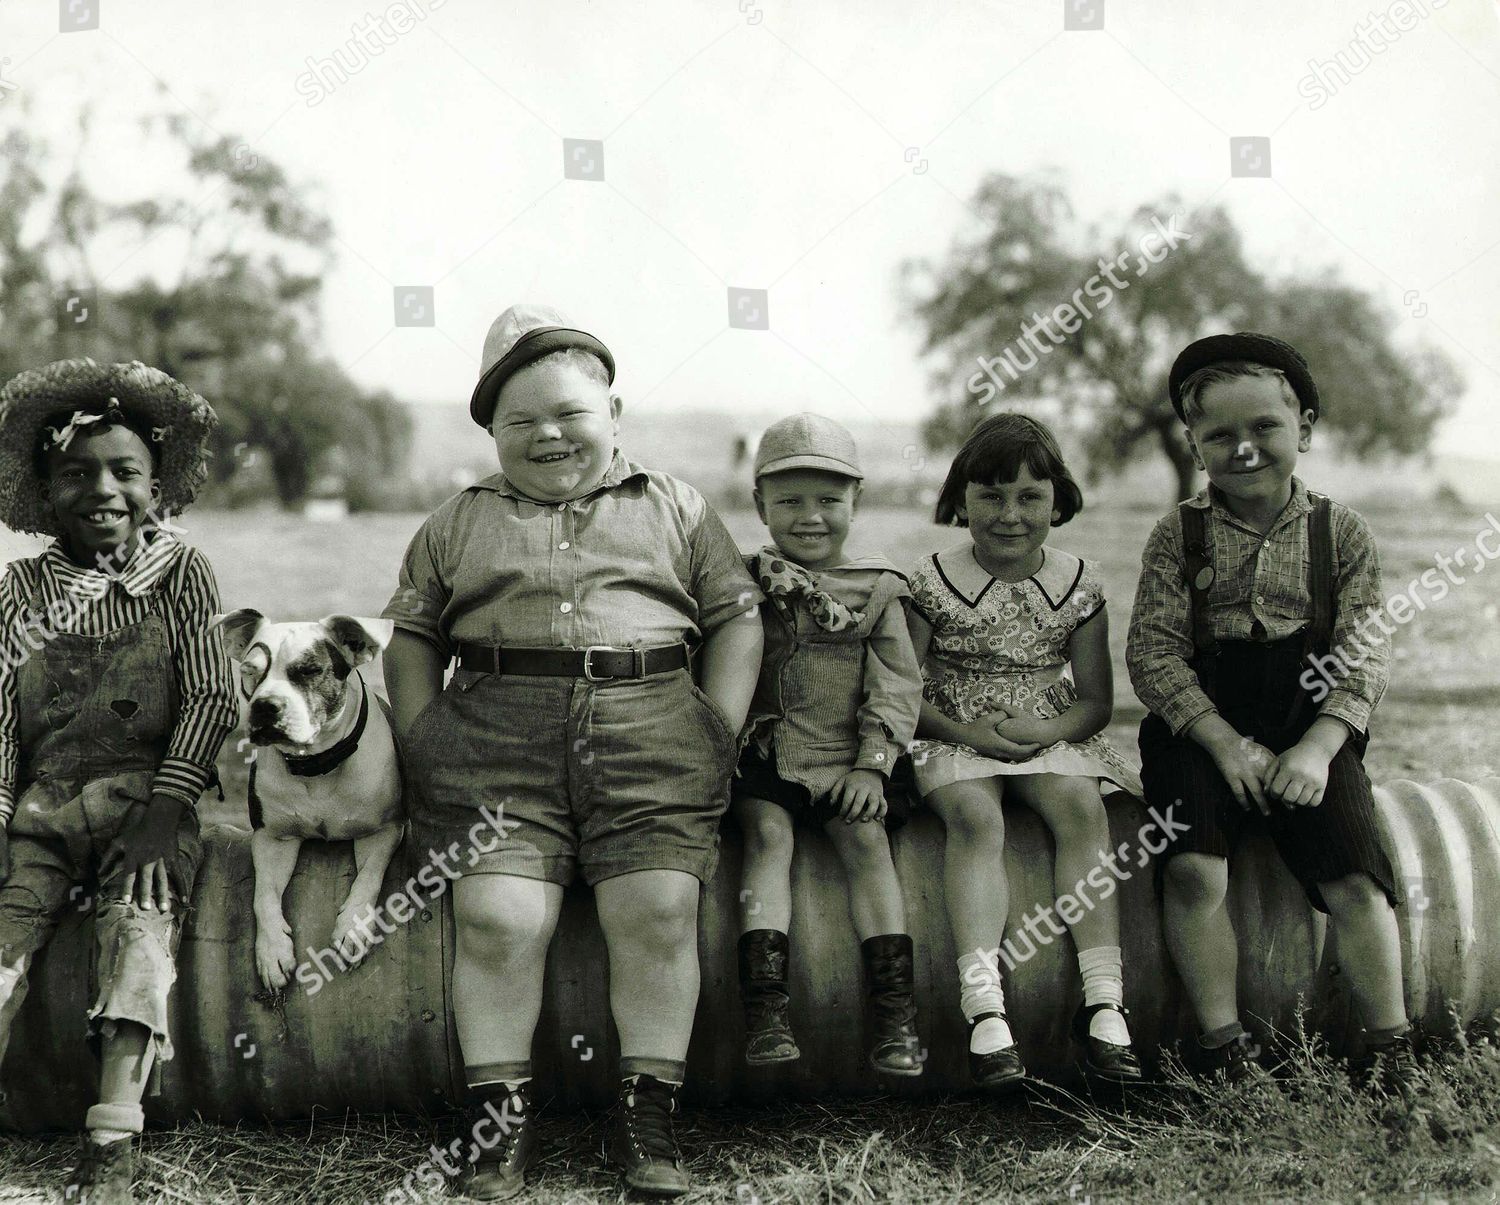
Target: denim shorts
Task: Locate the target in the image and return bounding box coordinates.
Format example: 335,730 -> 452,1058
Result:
402,666 -> 737,886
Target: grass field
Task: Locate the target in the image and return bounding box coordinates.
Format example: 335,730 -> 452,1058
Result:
2,499 -> 1499,1202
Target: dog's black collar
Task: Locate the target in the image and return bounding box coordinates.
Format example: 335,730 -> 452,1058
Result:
280,677 -> 370,778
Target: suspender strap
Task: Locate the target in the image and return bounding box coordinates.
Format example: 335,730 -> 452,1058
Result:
1307,493 -> 1335,649
1179,501 -> 1217,657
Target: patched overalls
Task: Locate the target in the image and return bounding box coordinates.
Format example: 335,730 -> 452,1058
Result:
0,571 -> 200,1081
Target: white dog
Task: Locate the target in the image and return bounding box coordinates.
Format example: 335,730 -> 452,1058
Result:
213,609 -> 403,992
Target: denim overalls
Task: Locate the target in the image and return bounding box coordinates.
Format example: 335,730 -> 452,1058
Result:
0,568 -> 200,1079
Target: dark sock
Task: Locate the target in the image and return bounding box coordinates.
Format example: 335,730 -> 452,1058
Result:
1365,1023 -> 1411,1048
620,1056 -> 686,1086
1197,1021 -> 1248,1050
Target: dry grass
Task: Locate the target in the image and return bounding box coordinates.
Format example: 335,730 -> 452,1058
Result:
3,1030 -> 1499,1203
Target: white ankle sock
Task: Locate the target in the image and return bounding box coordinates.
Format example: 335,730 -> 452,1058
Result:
957,950 -> 1014,1053
1077,946 -> 1131,1045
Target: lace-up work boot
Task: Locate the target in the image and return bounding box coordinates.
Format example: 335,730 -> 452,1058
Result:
453,1083 -> 539,1201
64,1135 -> 135,1205
609,1073 -> 689,1197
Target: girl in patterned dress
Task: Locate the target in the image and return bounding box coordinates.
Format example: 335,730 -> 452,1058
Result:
906,413 -> 1143,1089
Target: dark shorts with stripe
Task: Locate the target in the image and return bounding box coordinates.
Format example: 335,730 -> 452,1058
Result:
1139,636 -> 1395,913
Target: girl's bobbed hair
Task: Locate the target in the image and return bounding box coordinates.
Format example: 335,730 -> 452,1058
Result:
934,412 -> 1083,528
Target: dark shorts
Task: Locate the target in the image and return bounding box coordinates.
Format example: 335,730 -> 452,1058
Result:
1139,637 -> 1396,914
402,667 -> 736,887
731,744 -> 909,833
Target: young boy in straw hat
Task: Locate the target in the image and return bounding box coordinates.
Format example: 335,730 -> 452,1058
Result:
0,359 -> 238,1202
382,304 -> 762,1200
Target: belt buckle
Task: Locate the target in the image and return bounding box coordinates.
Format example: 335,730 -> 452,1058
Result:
582,645 -> 614,682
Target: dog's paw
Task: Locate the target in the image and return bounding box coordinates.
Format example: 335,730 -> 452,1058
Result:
255,929 -> 297,991
331,907 -> 378,967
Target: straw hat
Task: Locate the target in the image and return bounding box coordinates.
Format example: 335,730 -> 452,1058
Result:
0,358 -> 217,537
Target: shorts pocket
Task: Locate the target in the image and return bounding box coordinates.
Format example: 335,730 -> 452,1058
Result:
688,682 -> 736,750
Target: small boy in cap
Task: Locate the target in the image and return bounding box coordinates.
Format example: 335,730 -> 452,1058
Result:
381,304 -> 762,1200
733,413 -> 925,1076
0,359 -> 238,1202
1126,332 -> 1413,1086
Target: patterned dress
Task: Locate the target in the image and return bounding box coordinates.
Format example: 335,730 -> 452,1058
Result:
908,543 -> 1141,796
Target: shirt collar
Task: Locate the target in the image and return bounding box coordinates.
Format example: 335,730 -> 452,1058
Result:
472,451 -> 647,503
1188,475 -> 1310,536
43,529 -> 180,598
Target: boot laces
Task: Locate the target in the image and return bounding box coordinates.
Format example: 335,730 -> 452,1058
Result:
622,1078 -> 680,1161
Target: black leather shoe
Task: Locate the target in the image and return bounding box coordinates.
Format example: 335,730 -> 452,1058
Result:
968,1010 -> 1026,1092
608,1074 -> 690,1197
1073,1002 -> 1143,1083
1198,1032 -> 1271,1086
452,1083 -> 540,1201
861,934 -> 924,1077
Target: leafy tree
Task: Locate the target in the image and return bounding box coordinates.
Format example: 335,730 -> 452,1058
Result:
0,95 -> 408,506
903,175 -> 1460,501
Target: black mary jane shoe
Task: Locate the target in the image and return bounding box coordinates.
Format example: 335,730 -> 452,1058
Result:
968,1010 -> 1027,1093
1074,1002 -> 1143,1084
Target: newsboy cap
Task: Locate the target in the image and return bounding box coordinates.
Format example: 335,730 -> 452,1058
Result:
753,413 -> 863,481
469,303 -> 615,428
1168,331 -> 1319,422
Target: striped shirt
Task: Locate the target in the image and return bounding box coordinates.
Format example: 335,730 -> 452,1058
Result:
1126,477 -> 1389,737
0,531 -> 238,822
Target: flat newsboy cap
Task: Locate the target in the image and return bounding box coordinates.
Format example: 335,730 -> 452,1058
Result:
753,413 -> 863,481
1168,331 -> 1320,422
469,303 -> 615,428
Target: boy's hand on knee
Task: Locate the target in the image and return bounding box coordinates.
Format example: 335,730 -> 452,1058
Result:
100,794 -> 185,890
1203,731 -> 1274,815
1267,743 -> 1331,808
831,769 -> 886,822
119,861 -> 174,911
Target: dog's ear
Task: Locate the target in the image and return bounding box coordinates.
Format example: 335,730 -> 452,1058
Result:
212,609 -> 268,662
319,616 -> 395,669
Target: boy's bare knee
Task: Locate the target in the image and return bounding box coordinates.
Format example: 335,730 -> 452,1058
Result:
742,809 -> 795,861
454,883 -> 553,950
1163,853 -> 1228,907
1321,872 -> 1388,915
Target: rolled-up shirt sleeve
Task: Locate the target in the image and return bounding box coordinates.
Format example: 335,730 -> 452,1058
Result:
684,492 -> 764,633
152,549 -> 240,807
381,507 -> 454,658
1126,513 -> 1217,736
855,587 -> 923,776
1319,508 -> 1389,735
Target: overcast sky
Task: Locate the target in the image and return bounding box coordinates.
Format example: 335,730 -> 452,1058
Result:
2,0 -> 1498,459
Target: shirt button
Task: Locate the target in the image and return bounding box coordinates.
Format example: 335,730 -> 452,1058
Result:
558,541 -> 570,550
1255,594 -> 1265,604
559,602 -> 573,614
874,752 -> 886,762
556,503 -> 567,512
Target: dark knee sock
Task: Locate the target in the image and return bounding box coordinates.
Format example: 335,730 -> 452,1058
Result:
619,1056 -> 686,1085
1197,1021 -> 1249,1050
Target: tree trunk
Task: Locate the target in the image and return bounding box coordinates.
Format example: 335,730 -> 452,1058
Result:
1157,420 -> 1199,502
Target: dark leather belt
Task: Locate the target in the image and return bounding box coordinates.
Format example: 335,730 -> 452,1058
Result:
455,642 -> 691,681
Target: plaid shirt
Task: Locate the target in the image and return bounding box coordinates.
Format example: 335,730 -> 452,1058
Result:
1126,477 -> 1388,737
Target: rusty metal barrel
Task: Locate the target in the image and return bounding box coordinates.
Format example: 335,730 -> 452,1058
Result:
2,778 -> 1497,1131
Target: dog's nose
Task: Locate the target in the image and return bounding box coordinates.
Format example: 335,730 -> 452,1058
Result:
249,698 -> 282,726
